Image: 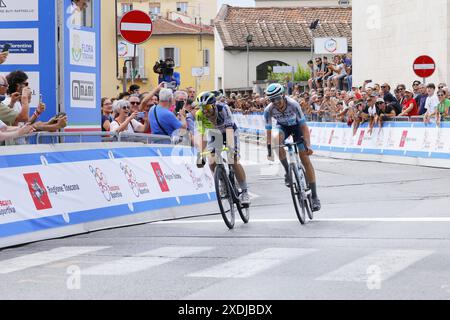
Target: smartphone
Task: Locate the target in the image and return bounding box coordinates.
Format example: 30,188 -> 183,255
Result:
1,43 -> 11,53
136,112 -> 145,120
39,94 -> 43,104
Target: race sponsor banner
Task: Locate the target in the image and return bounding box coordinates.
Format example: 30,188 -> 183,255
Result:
70,72 -> 96,108
0,28 -> 39,65
70,29 -> 96,67
0,0 -> 39,22
0,146 -> 215,233
234,114 -> 450,157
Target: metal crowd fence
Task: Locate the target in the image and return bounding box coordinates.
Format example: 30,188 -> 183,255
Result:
3,131 -> 173,146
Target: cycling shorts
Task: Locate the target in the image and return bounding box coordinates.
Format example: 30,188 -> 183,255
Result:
278,125 -> 307,152
206,130 -> 240,156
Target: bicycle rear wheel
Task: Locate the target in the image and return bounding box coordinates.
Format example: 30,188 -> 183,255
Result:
289,163 -> 306,225
231,174 -> 250,224
215,166 -> 235,229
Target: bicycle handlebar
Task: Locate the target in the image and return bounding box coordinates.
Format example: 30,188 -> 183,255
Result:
199,146 -> 230,157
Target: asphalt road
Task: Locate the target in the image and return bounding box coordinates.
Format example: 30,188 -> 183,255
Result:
1,143 -> 450,300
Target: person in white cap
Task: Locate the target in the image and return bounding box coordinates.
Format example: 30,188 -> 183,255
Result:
375,98 -> 396,129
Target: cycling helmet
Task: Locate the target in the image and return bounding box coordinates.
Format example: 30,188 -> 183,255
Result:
265,83 -> 285,100
196,91 -> 216,109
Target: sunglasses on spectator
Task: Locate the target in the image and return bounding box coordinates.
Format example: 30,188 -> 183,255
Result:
438,94 -> 445,97
21,82 -> 29,86
130,102 -> 140,105
122,106 -> 130,110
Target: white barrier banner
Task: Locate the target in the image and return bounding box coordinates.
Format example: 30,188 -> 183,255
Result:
0,145 -> 215,239
234,113 -> 450,158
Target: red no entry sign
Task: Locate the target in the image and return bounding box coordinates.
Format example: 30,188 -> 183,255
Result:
119,10 -> 153,45
413,55 -> 436,78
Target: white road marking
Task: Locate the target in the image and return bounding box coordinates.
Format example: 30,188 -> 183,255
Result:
316,249 -> 433,282
0,247 -> 109,274
82,246 -> 212,276
154,217 -> 450,225
248,192 -> 260,199
188,248 -> 316,279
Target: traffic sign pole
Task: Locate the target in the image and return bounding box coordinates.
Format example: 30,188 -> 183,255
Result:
132,44 -> 137,84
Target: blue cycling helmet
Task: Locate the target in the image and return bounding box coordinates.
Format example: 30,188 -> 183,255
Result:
196,91 -> 216,109
265,83 -> 285,100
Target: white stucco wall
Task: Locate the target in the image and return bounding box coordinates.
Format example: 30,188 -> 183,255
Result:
221,50 -> 312,90
353,0 -> 449,87
215,28 -> 225,91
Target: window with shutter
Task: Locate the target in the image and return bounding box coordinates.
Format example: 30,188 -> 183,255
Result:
160,47 -> 180,67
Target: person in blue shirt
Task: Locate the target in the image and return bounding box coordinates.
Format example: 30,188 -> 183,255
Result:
149,88 -> 187,137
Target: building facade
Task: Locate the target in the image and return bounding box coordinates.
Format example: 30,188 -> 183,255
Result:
118,18 -> 215,93
214,5 -> 352,92
118,0 -> 217,25
352,0 -> 450,87
110,1 -> 217,95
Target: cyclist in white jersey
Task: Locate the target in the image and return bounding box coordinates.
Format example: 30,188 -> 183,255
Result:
264,83 -> 321,212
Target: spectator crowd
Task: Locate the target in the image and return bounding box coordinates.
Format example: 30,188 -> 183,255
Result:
2,50 -> 450,145
223,54 -> 450,136
0,52 -> 67,143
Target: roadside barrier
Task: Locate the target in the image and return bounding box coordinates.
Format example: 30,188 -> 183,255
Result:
0,139 -> 216,248
233,113 -> 450,168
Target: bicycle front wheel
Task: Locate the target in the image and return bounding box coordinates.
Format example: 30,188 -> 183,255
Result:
290,163 -> 306,225
301,166 -> 314,221
215,166 -> 235,229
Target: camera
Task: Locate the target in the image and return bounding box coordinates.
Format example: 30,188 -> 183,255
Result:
153,58 -> 175,77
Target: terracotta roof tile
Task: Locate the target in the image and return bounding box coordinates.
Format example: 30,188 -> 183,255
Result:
215,6 -> 352,50
152,18 -> 214,35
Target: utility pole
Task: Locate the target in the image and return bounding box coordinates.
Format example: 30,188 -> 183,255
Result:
246,34 -> 253,90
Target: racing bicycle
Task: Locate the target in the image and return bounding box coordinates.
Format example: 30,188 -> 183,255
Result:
200,147 -> 250,229
284,142 -> 314,225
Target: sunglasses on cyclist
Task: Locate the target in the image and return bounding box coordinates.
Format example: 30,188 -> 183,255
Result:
203,104 -> 215,112
269,96 -> 283,104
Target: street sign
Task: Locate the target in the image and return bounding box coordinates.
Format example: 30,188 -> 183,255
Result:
413,55 -> 436,78
119,10 -> 153,45
192,67 -> 210,77
314,37 -> 348,54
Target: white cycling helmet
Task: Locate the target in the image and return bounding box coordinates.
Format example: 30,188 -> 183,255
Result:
265,83 -> 285,100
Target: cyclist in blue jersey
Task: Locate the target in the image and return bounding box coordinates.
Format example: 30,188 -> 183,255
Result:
264,83 -> 321,212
